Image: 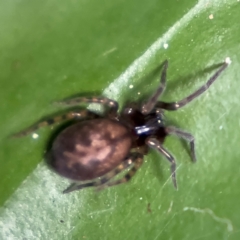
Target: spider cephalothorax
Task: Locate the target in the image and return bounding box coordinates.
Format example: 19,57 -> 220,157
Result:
14,58 -> 230,193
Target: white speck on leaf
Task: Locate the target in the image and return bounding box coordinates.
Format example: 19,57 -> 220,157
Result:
225,57 -> 231,65
163,43 -> 168,49
209,14 -> 214,19
32,133 -> 39,139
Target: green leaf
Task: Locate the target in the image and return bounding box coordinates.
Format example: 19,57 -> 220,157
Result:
0,0 -> 239,239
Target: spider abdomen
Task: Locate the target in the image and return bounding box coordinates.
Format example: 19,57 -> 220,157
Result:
48,118 -> 132,181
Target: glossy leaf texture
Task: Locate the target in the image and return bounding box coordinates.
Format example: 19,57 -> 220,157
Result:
0,0 -> 239,239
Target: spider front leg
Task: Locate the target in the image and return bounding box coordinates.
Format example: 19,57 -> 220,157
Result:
165,126 -> 196,162
156,59 -> 230,111
141,60 -> 168,115
63,152 -> 143,193
147,138 -> 177,189
12,110 -> 98,137
56,96 -> 119,117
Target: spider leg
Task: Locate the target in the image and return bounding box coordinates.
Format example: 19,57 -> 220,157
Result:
166,126 -> 196,162
63,160 -> 132,193
63,152 -> 143,193
156,59 -> 229,111
63,182 -> 97,194
12,110 -> 98,137
96,152 -> 143,191
146,138 -> 177,189
55,96 -> 118,115
141,60 -> 168,115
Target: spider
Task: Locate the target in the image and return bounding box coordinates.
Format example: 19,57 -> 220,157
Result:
14,58 -> 230,193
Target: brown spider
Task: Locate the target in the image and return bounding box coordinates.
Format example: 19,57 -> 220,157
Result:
14,59 -> 230,193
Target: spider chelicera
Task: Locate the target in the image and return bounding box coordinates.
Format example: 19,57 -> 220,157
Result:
14,58 -> 230,193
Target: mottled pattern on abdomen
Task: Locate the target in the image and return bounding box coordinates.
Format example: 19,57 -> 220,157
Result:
49,119 -> 132,181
